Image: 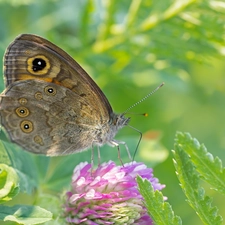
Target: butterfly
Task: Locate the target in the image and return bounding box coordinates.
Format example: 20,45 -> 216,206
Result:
0,34 -> 163,158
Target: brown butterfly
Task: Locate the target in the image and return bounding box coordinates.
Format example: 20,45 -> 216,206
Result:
0,34 -> 163,157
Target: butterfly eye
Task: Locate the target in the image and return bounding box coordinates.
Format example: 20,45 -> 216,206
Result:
34,92 -> 43,100
20,120 -> 33,133
18,97 -> 28,105
27,55 -> 50,75
32,58 -> 46,71
34,135 -> 44,146
113,118 -> 118,125
44,86 -> 57,96
15,107 -> 30,117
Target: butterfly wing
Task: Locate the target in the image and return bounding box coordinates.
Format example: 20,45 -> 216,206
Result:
0,79 -> 101,155
4,34 -> 113,119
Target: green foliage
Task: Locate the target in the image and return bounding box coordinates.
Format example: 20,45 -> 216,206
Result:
0,205 -> 52,224
173,132 -> 224,225
0,142 -> 39,194
174,132 -> 225,196
137,176 -> 182,225
0,164 -> 19,203
137,132 -> 224,225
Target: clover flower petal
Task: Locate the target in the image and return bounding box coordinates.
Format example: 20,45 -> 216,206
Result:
63,161 -> 165,224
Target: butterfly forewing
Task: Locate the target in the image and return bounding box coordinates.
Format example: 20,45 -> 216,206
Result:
4,34 -> 112,119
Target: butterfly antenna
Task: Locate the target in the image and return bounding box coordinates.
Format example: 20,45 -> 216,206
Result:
122,82 -> 164,115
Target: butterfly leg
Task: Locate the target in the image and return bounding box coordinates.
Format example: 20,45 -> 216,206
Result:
91,144 -> 95,169
110,140 -> 132,165
97,146 -> 101,166
120,141 -> 132,161
91,144 -> 101,169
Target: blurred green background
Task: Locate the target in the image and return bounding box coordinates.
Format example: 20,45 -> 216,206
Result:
0,0 -> 225,224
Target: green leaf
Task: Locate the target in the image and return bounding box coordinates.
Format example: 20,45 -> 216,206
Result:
0,205 -> 52,224
0,142 -> 40,194
0,164 -> 19,203
175,132 -> 225,195
173,133 -> 223,225
44,154 -> 83,192
0,141 -> 11,166
33,155 -> 50,182
0,141 -> 38,194
137,176 -> 182,225
34,193 -> 61,217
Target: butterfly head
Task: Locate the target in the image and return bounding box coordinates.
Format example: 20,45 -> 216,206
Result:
110,112 -> 130,130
